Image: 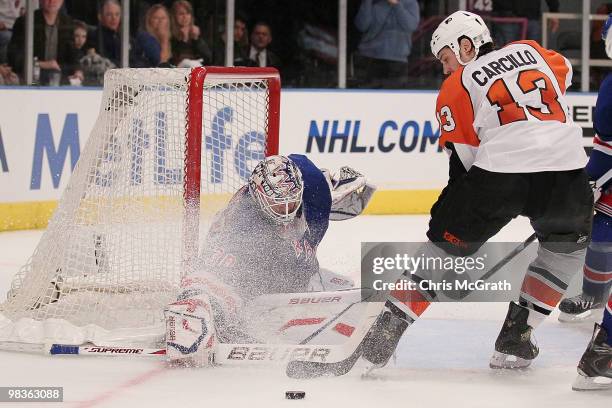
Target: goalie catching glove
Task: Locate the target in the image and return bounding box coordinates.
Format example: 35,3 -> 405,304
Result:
324,166 -> 376,221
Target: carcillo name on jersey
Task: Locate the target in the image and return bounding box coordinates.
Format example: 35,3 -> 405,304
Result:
472,49 -> 538,86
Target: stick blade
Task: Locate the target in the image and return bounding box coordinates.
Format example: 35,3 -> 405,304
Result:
286,348 -> 362,379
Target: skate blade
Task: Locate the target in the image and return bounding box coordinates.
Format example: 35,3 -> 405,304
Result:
558,309 -> 603,323
489,351 -> 532,369
572,371 -> 612,391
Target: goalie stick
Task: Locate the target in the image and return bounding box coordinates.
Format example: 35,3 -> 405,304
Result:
285,233 -> 550,379
0,340 -> 381,369
0,289 -> 372,366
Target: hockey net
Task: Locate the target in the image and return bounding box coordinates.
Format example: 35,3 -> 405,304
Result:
0,67 -> 280,348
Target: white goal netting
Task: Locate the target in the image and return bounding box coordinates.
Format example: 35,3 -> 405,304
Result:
0,67 -> 279,347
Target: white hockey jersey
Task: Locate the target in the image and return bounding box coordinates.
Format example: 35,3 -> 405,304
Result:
435,40 -> 587,173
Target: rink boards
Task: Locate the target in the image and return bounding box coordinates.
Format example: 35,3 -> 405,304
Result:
0,87 -> 598,231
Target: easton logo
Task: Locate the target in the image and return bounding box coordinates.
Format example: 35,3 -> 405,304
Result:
88,347 -> 144,354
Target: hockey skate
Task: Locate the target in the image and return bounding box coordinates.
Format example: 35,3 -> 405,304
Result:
558,294 -> 605,323
572,324 -> 612,391
361,301 -> 411,368
490,302 -> 539,369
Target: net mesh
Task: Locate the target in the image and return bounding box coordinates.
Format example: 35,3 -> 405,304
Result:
0,68 -> 276,345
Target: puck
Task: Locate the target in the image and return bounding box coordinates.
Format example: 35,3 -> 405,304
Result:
285,391 -> 305,400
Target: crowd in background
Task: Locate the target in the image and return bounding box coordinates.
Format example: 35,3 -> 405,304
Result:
0,0 -> 609,90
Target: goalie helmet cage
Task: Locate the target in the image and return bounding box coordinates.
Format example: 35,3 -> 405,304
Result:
0,66 -> 280,348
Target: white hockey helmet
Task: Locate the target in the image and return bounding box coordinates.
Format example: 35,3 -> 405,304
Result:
431,11 -> 492,65
248,155 -> 304,224
603,13 -> 612,59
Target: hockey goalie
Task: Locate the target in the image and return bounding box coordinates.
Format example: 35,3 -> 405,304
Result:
163,154 -> 375,366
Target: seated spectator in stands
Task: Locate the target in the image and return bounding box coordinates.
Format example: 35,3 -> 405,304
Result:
88,0 -> 122,67
247,22 -> 280,68
170,0 -> 211,67
64,19 -> 86,85
0,0 -> 25,64
8,0 -> 74,85
0,62 -> 18,84
353,0 -> 420,89
132,3 -> 172,67
212,15 -> 249,66
492,0 -> 559,45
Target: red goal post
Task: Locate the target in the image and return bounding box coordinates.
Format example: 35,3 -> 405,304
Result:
183,66 -> 281,273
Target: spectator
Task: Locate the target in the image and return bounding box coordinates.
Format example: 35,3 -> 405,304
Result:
212,15 -> 249,66
8,0 -> 74,85
132,3 -> 171,67
64,19 -> 86,85
88,0 -> 121,67
0,0 -> 25,63
492,0 -> 559,45
248,22 -> 280,68
0,62 -> 18,84
170,0 -> 211,66
353,0 -> 420,89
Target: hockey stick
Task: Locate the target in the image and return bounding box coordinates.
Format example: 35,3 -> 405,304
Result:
285,234 -> 543,379
288,168 -> 610,379
4,341 -> 371,368
454,169 -> 611,300
454,233 -> 538,300
285,290 -> 387,378
595,168 -> 612,191
0,289 -> 369,365
0,342 -> 165,357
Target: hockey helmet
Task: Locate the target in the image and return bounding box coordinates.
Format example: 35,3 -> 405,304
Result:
431,11 -> 492,65
249,155 -> 304,224
604,13 -> 612,59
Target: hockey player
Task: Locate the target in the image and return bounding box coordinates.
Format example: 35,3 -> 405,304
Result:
361,11 -> 593,370
559,15 -> 612,323
571,14 -> 612,391
164,154 -> 375,364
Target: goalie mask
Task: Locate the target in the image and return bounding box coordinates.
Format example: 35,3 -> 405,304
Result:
249,155 -> 304,224
431,11 -> 492,65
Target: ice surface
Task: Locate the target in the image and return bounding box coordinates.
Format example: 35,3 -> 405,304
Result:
0,216 -> 609,407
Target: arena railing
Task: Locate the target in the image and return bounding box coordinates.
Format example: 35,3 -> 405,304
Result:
542,9 -> 612,92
